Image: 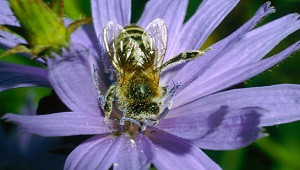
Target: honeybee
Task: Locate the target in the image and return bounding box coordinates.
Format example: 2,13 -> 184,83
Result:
100,18 -> 206,129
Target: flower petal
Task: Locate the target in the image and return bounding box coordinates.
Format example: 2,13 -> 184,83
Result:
172,84 -> 300,127
137,0 -> 188,60
47,44 -> 101,115
67,19 -> 100,57
66,133 -> 154,170
65,134 -> 119,170
0,0 -> 25,49
157,107 -> 226,140
113,134 -> 154,170
171,0 -> 239,57
0,62 -> 50,92
2,112 -> 115,137
197,13 -> 300,82
162,2 -> 275,85
65,18 -> 97,49
0,31 -> 27,49
158,107 -> 263,150
91,0 -> 131,39
0,0 -> 19,26
146,128 -> 221,169
173,41 -> 300,107
68,19 -> 110,91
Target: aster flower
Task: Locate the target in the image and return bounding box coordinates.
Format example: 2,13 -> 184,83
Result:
3,0 -> 300,169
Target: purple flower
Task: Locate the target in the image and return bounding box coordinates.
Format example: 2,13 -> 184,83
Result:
3,0 -> 300,169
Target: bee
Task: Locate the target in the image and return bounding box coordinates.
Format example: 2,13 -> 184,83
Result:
100,18 -> 206,129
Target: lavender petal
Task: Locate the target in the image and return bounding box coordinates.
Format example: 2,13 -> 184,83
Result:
65,134 -> 119,170
172,84 -> 300,127
0,62 -> 50,92
91,0 -> 131,39
170,0 -> 239,57
163,2 -> 275,85
67,18 -> 110,92
137,0 -> 188,60
173,41 -> 300,107
2,112 -> 114,137
67,18 -> 100,57
158,107 -> 263,150
147,128 -> 221,169
0,0 -> 19,26
113,134 -> 154,170
0,31 -> 26,49
0,0 -> 24,49
47,44 -> 101,115
197,13 -> 300,83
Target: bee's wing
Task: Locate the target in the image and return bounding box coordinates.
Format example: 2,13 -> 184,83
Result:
103,21 -> 126,70
142,18 -> 168,70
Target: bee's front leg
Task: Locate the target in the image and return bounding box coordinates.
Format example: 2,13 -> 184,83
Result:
104,84 -> 116,122
92,64 -> 107,111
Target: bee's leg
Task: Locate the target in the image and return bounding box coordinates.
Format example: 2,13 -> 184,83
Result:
98,95 -> 106,110
108,67 -> 116,84
103,84 -> 116,122
130,119 -> 141,127
119,116 -> 141,132
92,64 -> 106,110
141,117 -> 151,132
92,64 -> 101,95
156,82 -> 180,120
120,108 -> 127,126
159,49 -> 210,70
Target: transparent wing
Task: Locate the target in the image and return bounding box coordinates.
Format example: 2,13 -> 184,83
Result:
142,18 -> 168,70
102,21 -> 125,70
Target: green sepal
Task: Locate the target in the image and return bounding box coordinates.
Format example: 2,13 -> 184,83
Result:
0,44 -> 31,58
8,0 -> 67,48
1,0 -> 90,59
67,18 -> 92,36
51,0 -> 64,18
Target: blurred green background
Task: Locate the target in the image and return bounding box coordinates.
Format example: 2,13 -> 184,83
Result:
1,0 -> 300,169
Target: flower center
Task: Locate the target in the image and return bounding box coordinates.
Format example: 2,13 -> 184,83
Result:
112,121 -> 141,138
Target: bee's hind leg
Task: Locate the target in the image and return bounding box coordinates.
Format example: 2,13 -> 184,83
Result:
141,117 -> 151,132
159,49 -> 210,70
156,82 -> 180,120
